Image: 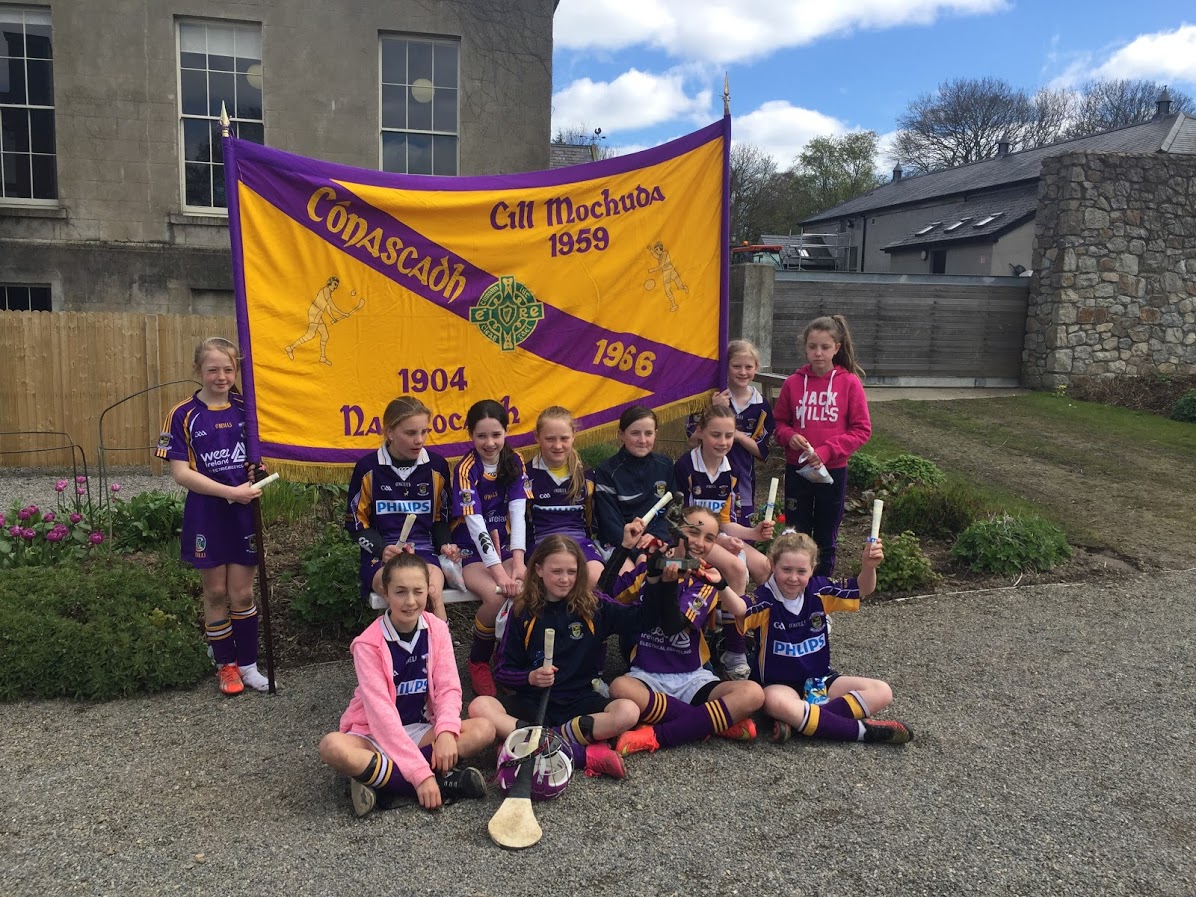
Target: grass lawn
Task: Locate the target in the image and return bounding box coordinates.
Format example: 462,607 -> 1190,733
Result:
866,393 -> 1196,570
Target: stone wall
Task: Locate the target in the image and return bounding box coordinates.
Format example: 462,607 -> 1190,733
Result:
1023,151 -> 1196,388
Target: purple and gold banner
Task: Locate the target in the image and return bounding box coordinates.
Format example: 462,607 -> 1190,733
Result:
224,119 -> 730,479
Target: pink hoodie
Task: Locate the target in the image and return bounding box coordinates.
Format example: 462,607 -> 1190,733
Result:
773,364 -> 871,470
338,611 -> 463,788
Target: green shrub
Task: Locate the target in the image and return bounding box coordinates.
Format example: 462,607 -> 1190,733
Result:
885,483 -> 984,540
882,454 -> 945,487
110,490 -> 185,552
875,530 -> 939,593
951,514 -> 1072,575
291,525 -> 373,631
847,452 -> 884,488
578,442 -> 618,469
0,556 -> 209,701
1170,389 -> 1196,423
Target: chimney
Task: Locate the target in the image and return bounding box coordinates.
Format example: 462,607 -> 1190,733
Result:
996,138 -> 1011,157
1156,85 -> 1173,117
892,163 -> 903,181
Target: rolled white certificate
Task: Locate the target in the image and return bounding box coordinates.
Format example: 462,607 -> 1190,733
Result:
642,491 -> 673,526
869,499 -> 884,541
763,478 -> 779,523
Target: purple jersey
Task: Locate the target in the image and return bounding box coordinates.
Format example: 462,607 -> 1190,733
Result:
527,456 -> 594,544
741,575 -> 861,685
156,390 -> 250,486
674,447 -> 737,526
382,614 -> 431,725
346,446 -> 451,555
450,449 -> 533,552
629,571 -> 720,675
686,387 -> 773,524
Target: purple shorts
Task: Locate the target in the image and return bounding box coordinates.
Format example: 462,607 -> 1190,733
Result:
181,493 -> 257,569
361,545 -> 443,597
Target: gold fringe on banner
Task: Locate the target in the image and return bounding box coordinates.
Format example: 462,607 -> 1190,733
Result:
572,393 -> 712,452
263,458 -> 356,485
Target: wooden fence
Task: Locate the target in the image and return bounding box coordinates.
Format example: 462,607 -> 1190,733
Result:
1,311 -> 235,470
762,272 -> 1030,385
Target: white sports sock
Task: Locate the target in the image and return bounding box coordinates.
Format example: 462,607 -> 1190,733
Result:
238,663 -> 271,692
722,651 -> 748,667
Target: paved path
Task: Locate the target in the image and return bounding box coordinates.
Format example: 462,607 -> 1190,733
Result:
3,571 -> 1193,897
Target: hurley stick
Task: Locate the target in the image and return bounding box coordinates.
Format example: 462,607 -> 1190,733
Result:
488,628 -> 555,849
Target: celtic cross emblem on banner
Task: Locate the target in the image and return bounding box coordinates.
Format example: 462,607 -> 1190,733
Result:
469,275 -> 545,351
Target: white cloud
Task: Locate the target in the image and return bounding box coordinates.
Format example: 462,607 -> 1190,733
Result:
733,100 -> 848,166
1094,23 -> 1196,84
552,68 -> 712,134
555,0 -> 1008,65
1048,24 -> 1196,89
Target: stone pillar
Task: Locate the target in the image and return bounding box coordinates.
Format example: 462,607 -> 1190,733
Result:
729,263 -> 776,369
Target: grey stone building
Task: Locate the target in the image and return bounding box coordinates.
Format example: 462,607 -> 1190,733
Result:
0,0 -> 554,313
800,97 -> 1196,276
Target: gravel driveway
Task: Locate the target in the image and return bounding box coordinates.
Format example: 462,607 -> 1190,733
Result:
2,571 -> 1193,897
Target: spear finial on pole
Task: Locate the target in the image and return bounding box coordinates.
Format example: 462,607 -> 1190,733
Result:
723,72 -> 730,116
219,101 -> 231,138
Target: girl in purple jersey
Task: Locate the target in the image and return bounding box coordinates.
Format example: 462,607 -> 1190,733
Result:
451,400 -> 534,697
157,337 -> 267,696
742,531 -> 912,745
527,406 -> 605,588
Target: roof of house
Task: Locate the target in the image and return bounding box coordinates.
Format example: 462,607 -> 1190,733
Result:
882,185 -> 1039,252
549,143 -> 599,168
803,112 -> 1196,224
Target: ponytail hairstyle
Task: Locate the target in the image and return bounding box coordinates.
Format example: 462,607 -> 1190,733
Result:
803,314 -> 865,379
380,551 -> 431,589
465,399 -> 520,487
768,530 -> 820,570
515,535 -> 598,622
193,336 -> 240,374
381,395 -> 431,449
535,406 -> 587,502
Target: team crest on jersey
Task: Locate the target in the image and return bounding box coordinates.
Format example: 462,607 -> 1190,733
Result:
418,483 -> 429,496
468,275 -> 544,351
655,481 -> 668,497
195,534 -> 207,553
157,432 -> 171,450
693,485 -> 702,497
461,488 -> 473,504
568,622 -> 584,640
808,613 -> 825,631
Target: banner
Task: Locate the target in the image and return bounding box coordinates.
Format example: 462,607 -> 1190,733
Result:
224,118 -> 730,480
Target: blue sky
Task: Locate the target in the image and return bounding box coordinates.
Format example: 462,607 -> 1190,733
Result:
551,1 -> 1196,167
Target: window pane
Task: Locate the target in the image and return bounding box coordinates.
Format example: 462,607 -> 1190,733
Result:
2,151 -> 31,197
180,51 -> 205,68
185,162 -> 211,206
209,120 -> 225,164
1,58 -> 26,105
408,41 -> 432,82
235,74 -> 261,119
2,107 -> 29,152
29,286 -> 52,311
432,88 -> 456,132
26,23 -> 52,59
408,88 -> 432,131
381,83 -> 405,129
233,26 -> 260,60
183,118 -> 212,162
29,108 -> 53,153
236,121 -> 263,145
381,39 -> 405,84
208,52 -> 233,72
381,132 -> 405,172
208,70 -> 234,115
5,287 -> 31,311
181,68 -> 207,116
432,135 -> 456,176
2,23 -> 24,57
407,133 -> 432,175
212,164 -> 226,207
31,153 -> 55,199
207,24 -> 235,58
179,23 -> 206,54
26,59 -> 53,106
433,43 -> 457,88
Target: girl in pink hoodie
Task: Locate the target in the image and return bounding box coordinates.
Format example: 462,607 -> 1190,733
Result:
772,315 -> 871,576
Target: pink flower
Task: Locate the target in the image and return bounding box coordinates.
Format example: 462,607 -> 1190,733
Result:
76,487 -> 86,495
76,475 -> 87,484
0,514 -> 5,527
110,483 -> 122,493
88,531 -> 105,545
69,512 -> 83,524
21,528 -> 36,540
55,479 -> 68,492
46,529 -> 65,542
17,508 -> 31,521
7,525 -> 20,538
42,511 -> 55,523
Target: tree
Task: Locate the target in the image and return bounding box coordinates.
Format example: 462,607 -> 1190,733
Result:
1067,79 -> 1192,137
728,143 -> 798,243
551,124 -> 613,159
791,131 -> 885,216
893,77 -> 1069,173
